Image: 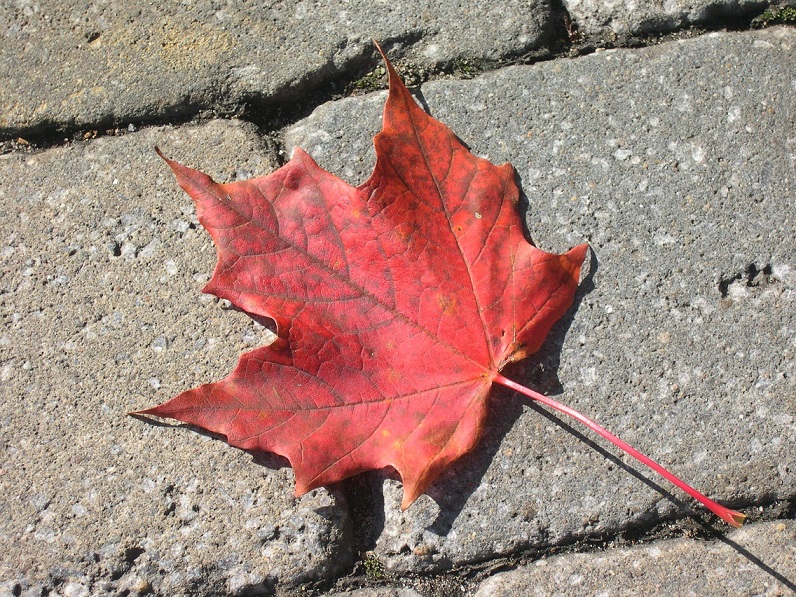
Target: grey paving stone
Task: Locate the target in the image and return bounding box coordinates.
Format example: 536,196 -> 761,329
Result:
563,0 -> 783,38
284,27 -> 796,572
0,121 -> 350,595
474,520 -> 796,596
0,0 -> 553,137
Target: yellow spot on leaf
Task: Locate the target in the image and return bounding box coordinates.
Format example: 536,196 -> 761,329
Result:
437,293 -> 456,315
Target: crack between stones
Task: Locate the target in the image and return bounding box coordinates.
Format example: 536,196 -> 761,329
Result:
2,16 -> 791,157
298,495 -> 795,597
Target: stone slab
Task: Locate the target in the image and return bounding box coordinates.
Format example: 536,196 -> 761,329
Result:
0,121 -> 350,595
474,520 -> 796,596
284,27 -> 796,572
563,0 -> 783,38
0,0 -> 553,137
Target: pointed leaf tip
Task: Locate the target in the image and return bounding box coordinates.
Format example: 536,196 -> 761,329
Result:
128,405 -> 165,418
567,243 -> 589,266
154,146 -> 180,173
400,485 -> 421,511
372,39 -> 403,92
155,147 -> 181,171
562,243 -> 589,280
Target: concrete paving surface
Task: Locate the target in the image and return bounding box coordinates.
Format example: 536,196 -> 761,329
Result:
1,0 -> 554,136
474,520 -> 795,596
567,0 -> 795,38
0,121 -> 351,595
1,1 -> 794,596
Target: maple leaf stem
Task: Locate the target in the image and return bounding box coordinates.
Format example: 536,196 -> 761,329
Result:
494,374 -> 746,528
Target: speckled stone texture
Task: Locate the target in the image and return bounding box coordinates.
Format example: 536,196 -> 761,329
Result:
474,520 -> 795,595
0,0 -> 554,136
0,121 -> 350,595
1,3 -> 794,593
563,0 -> 780,37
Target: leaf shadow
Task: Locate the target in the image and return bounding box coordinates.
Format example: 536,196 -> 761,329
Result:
131,414 -> 292,470
221,301 -> 278,335
411,88 -> 432,116
702,523 -> 796,592
511,405 -> 796,591
520,245 -> 597,397
523,399 -> 683,509
128,412 -> 182,428
421,385 -> 526,537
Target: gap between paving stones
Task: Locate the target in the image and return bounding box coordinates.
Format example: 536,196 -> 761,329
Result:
308,497 -> 795,596
1,12 -> 789,156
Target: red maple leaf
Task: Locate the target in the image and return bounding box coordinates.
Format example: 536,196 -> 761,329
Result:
136,44 -> 744,527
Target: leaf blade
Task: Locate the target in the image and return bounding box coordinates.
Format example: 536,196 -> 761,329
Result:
141,49 -> 589,512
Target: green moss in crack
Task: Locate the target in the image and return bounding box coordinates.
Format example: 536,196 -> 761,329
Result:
349,62 -> 432,92
363,553 -> 386,580
450,57 -> 486,80
396,63 -> 430,87
752,7 -> 796,27
349,66 -> 388,94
